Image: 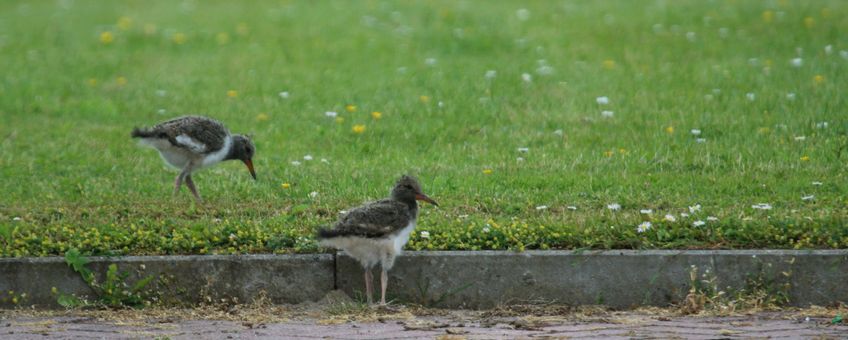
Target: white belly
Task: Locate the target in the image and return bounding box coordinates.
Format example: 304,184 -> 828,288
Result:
320,222 -> 416,270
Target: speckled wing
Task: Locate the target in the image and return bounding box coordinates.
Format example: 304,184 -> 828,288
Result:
330,199 -> 413,238
153,116 -> 229,154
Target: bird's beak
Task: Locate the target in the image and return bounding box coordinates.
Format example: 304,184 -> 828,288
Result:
415,193 -> 439,206
243,159 -> 257,180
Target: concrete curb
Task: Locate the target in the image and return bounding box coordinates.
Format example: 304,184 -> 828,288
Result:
2,250 -> 846,309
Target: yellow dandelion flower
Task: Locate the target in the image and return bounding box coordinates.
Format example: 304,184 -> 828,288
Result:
335,117 -> 345,124
764,59 -> 773,67
86,78 -> 98,87
803,17 -> 815,29
116,76 -> 127,86
345,104 -> 357,113
117,16 -> 132,31
281,183 -> 291,189
371,111 -> 382,119
352,124 -> 366,134
762,10 -> 774,23
618,148 -> 628,155
236,23 -> 249,36
602,59 -> 616,69
419,95 -> 430,103
172,32 -> 187,44
758,127 -> 770,134
143,23 -> 157,36
482,169 -> 493,175
800,156 -> 810,161
813,75 -> 824,85
256,113 -> 269,122
665,126 -> 674,134
604,150 -> 614,157
216,32 -> 230,45
100,31 -> 114,44
227,90 -> 238,98
51,287 -> 58,294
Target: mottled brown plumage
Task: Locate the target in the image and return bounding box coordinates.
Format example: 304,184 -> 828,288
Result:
317,175 -> 438,305
131,115 -> 257,202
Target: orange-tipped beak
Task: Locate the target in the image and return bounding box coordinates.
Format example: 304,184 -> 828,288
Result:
243,159 -> 257,180
415,193 -> 439,206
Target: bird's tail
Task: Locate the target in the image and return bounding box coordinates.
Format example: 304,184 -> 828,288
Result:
130,127 -> 159,139
316,227 -> 342,239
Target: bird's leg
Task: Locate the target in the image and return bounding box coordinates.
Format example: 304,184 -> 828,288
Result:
364,268 -> 373,305
173,173 -> 185,196
380,268 -> 388,306
185,175 -> 202,202
173,163 -> 193,197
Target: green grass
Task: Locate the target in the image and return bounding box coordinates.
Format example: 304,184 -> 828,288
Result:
1,0 -> 846,257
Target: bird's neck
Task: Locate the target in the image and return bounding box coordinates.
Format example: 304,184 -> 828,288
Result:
223,140 -> 239,161
392,195 -> 419,215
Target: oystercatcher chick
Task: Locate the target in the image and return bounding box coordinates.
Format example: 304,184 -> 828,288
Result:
131,115 -> 256,202
317,175 -> 438,305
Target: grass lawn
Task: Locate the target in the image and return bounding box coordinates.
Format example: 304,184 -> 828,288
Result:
0,0 -> 846,257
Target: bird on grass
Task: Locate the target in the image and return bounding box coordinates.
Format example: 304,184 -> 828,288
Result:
317,175 -> 439,305
131,115 -> 256,202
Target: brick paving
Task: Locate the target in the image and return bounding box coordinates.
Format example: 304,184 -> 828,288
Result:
2,311 -> 845,339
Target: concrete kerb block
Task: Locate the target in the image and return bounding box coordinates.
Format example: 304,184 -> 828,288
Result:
0,254 -> 334,308
335,250 -> 848,309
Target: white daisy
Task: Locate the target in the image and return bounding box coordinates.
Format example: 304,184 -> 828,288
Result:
521,73 -> 532,82
746,93 -> 756,101
689,204 -> 701,213
309,191 -> 319,198
640,209 -> 652,215
680,213 -> 690,218
517,147 -> 529,153
601,110 -> 614,118
690,129 -> 701,136
815,122 -> 828,129
812,181 -> 823,186
637,222 -> 652,233
786,93 -> 796,100
596,96 -> 610,105
841,50 -> 848,60
12,217 -> 21,221
663,214 -> 677,222
291,161 -> 301,166
825,45 -> 833,55
554,129 -> 564,136
692,220 -> 706,227
790,58 -> 803,67
536,65 -> 554,75
794,136 -> 806,141
567,206 -> 577,211
321,158 -> 329,164
752,203 -> 773,210
279,91 -> 290,99
686,32 -> 696,42
485,70 -> 497,79
696,138 -> 706,143
420,231 -> 430,239
516,8 -> 530,21
516,157 -> 525,162
607,203 -> 621,211
482,227 -> 490,233
706,216 -> 718,221
535,205 -> 548,210
801,195 -> 815,201
303,155 -> 313,161
325,111 -> 337,118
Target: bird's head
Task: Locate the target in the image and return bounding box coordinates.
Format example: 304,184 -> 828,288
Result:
391,175 -> 438,206
230,134 -> 256,180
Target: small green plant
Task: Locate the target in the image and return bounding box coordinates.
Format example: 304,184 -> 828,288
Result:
681,261 -> 792,315
56,248 -> 155,309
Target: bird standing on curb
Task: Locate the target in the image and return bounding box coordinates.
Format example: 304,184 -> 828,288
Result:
131,115 -> 256,202
317,175 -> 438,305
